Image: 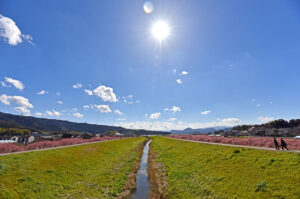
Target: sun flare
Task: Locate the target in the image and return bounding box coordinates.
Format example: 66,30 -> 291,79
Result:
151,20 -> 170,42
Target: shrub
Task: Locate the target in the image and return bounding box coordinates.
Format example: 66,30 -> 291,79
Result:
0,136 -> 120,154
255,181 -> 267,192
169,135 -> 300,150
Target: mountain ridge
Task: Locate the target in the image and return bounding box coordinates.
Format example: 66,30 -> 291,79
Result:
170,126 -> 232,134
0,111 -> 168,136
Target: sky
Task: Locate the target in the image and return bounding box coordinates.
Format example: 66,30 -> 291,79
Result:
0,0 -> 300,131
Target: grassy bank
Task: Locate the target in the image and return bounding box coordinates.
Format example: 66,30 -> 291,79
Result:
150,136 -> 300,199
0,137 -> 146,198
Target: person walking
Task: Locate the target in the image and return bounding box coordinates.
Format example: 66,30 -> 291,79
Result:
273,137 -> 279,150
280,138 -> 289,150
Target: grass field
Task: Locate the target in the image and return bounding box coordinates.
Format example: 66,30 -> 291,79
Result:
0,137 -> 146,199
150,136 -> 300,199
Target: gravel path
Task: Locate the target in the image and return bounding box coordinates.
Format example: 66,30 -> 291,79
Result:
168,137 -> 300,153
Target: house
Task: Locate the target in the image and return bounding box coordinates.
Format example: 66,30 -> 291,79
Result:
241,130 -> 249,136
62,133 -> 79,139
16,135 -> 35,144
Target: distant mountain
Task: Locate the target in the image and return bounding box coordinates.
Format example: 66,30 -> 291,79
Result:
0,111 -> 169,136
170,126 -> 232,134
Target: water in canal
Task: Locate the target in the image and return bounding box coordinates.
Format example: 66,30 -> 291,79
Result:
132,139 -> 152,199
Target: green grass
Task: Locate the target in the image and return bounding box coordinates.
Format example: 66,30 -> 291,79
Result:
0,137 -> 146,199
151,136 -> 300,199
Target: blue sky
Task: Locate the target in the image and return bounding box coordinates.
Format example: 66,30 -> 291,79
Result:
0,0 -> 299,131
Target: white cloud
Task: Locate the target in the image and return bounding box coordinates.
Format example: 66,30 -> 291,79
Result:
181,71 -> 188,75
168,118 -> 177,121
37,90 -> 46,95
72,108 -> 78,112
170,106 -> 181,113
5,77 -> 24,91
35,112 -> 43,116
94,105 -> 112,113
0,94 -> 33,108
83,105 -> 90,109
84,89 -> 93,96
73,112 -> 83,118
73,83 -> 83,89
93,85 -> 118,102
122,94 -> 138,104
149,112 -> 161,120
14,107 -> 31,116
45,110 -> 62,117
258,117 -> 274,123
164,106 -> 181,113
0,94 -> 10,105
0,14 -> 33,45
201,110 -> 211,115
0,81 -> 10,87
176,79 -> 182,84
173,68 -> 176,74
116,118 -> 126,121
114,109 -> 124,115
116,117 -> 241,131
220,118 -> 241,125
57,100 -> 63,104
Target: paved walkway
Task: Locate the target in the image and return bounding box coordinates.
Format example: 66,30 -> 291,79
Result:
0,138 -> 120,156
168,137 -> 300,153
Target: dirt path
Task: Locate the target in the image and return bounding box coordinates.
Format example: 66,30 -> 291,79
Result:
168,137 -> 300,153
0,138 -> 121,156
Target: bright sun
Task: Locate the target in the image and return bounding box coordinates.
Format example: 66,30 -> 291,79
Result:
151,20 -> 170,42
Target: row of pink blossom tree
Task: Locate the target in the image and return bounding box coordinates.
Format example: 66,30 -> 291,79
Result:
169,135 -> 300,150
0,136 -> 120,154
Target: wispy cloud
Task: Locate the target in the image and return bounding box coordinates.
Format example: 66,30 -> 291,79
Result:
73,112 -> 83,118
164,105 -> 181,114
73,83 -> 83,89
37,90 -> 47,95
176,79 -> 182,84
168,118 -> 177,121
35,112 -> 43,116
122,95 -> 140,104
116,118 -> 126,121
94,104 -> 112,113
5,77 -> 24,91
181,71 -> 188,75
114,109 -> 124,115
0,81 -> 10,87
57,100 -> 63,104
14,107 -> 31,116
45,110 -> 62,117
149,112 -> 161,120
258,117 -> 274,123
201,110 -> 211,115
84,89 -> 93,96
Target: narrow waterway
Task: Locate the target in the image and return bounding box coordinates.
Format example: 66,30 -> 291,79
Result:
132,139 -> 152,199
